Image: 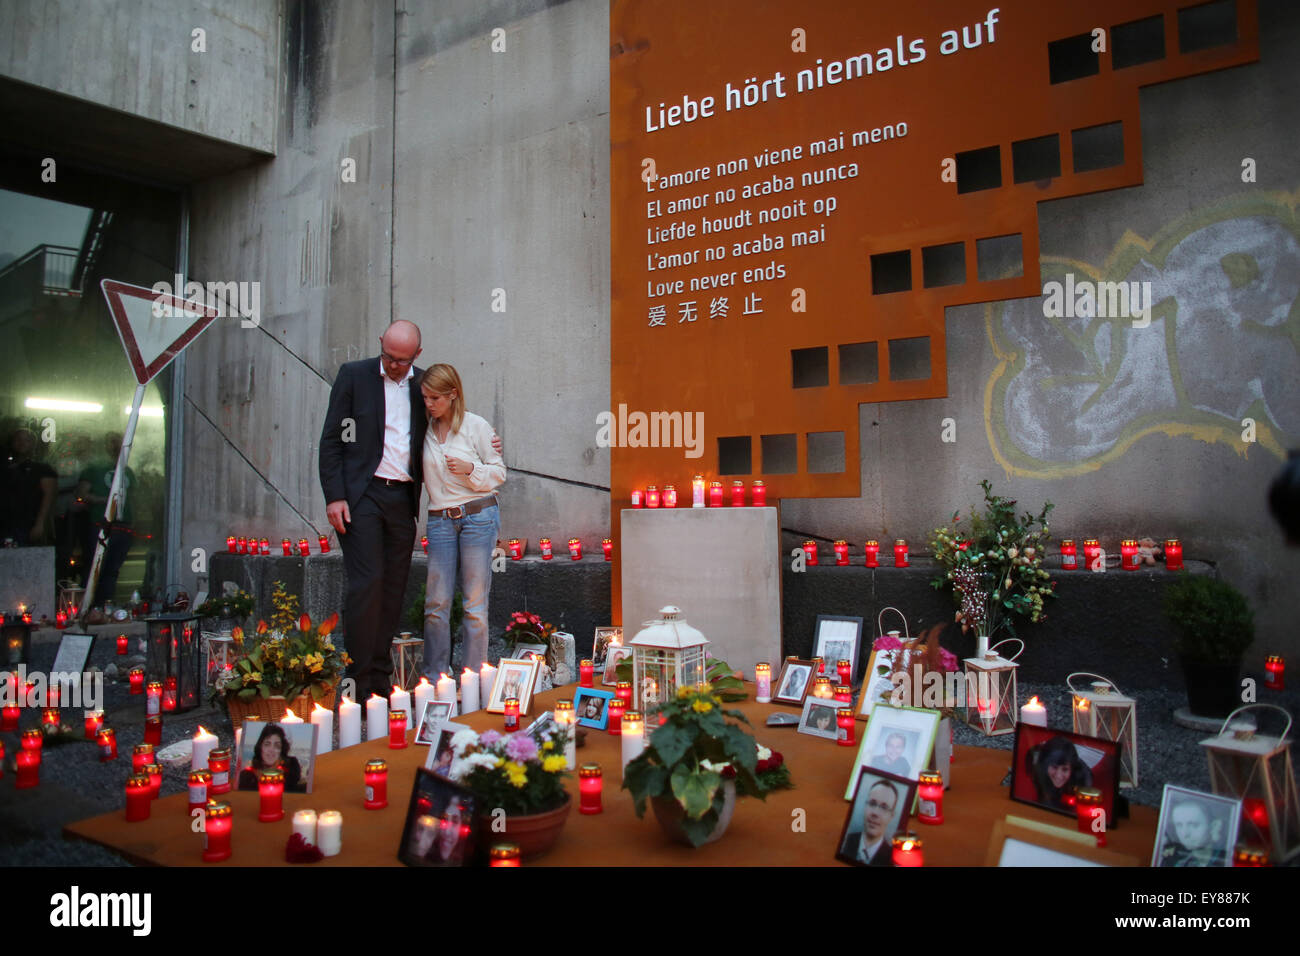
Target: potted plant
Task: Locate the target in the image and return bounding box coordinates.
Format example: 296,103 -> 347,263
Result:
1163,575 -> 1255,718
441,726 -> 572,859
195,588 -> 255,632
623,680 -> 766,847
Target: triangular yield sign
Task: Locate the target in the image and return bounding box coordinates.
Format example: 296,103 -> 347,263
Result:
101,279 -> 222,385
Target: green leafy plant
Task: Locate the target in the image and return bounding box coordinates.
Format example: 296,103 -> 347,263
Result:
212,606 -> 350,704
404,585 -> 463,636
195,588 -> 255,619
613,653 -> 748,702
1163,575 -> 1255,664
929,479 -> 1054,639
622,681 -> 765,846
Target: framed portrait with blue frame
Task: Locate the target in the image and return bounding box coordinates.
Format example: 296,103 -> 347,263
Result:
573,686 -> 616,729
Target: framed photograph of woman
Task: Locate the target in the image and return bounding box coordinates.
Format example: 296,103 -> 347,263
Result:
798,698 -> 842,741
1010,724 -> 1121,822
774,658 -> 815,706
424,727 -> 459,773
592,626 -> 623,667
1151,785 -> 1241,867
486,657 -> 541,714
574,687 -> 616,730
843,705 -> 940,800
602,645 -> 633,686
814,615 -> 863,683
236,720 -> 318,794
415,699 -> 454,746
398,768 -> 480,867
835,767 -> 917,866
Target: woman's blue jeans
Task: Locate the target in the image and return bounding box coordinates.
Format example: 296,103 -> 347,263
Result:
423,503 -> 499,681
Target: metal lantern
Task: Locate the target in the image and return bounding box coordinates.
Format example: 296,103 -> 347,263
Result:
2,615 -> 35,666
390,633 -> 424,690
1199,704 -> 1300,863
144,612 -> 202,713
1069,672 -> 1138,788
628,605 -> 709,712
959,638 -> 1022,737
204,634 -> 236,686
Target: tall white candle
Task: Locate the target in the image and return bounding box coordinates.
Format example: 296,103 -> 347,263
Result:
366,694 -> 388,741
316,810 -> 342,856
389,686 -> 411,725
621,712 -> 645,773
311,703 -> 334,754
436,673 -> 458,717
755,664 -> 772,704
460,668 -> 480,714
1020,696 -> 1047,727
292,808 -> 318,845
480,662 -> 498,706
338,697 -> 361,749
191,725 -> 218,772
413,678 -> 436,731
281,707 -> 305,725
555,703 -> 577,770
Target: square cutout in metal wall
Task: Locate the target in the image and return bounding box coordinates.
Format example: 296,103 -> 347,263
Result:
1012,134 -> 1061,183
956,145 -> 1001,194
888,337 -> 931,381
1112,15 -> 1165,68
1072,122 -> 1125,173
806,431 -> 845,474
1048,32 -> 1100,84
922,242 -> 966,288
976,234 -> 1024,281
870,250 -> 912,294
760,434 -> 797,474
792,346 -> 829,388
1178,0 -> 1237,54
838,342 -> 879,385
718,436 -> 752,475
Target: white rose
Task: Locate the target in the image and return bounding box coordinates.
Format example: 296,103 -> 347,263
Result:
756,744 -> 772,761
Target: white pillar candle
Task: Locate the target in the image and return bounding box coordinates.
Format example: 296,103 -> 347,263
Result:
620,712 -> 645,773
389,686 -> 411,725
366,694 -> 388,741
311,703 -> 334,755
292,808 -> 318,845
338,697 -> 362,749
1020,696 -> 1047,727
555,707 -> 577,770
436,673 -> 458,717
459,668 -> 480,714
191,725 -> 218,772
413,678 -> 436,730
281,706 -> 304,724
480,662 -> 498,704
316,810 -> 342,856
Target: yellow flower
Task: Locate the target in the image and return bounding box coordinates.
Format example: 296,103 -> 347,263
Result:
677,685 -> 691,699
542,740 -> 554,751
289,657 -> 300,668
692,699 -> 713,713
542,754 -> 566,773
504,760 -> 528,788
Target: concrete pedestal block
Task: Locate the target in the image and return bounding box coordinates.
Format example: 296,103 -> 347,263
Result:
0,546 -> 56,619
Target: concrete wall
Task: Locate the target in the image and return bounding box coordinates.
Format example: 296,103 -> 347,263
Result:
0,0 -> 279,154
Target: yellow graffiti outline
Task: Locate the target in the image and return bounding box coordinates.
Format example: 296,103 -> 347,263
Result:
985,189 -> 1299,478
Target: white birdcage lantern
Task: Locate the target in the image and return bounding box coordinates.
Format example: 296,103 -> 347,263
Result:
1199,704 -> 1300,863
203,633 -> 237,686
959,638 -> 1022,736
628,606 -> 710,712
1069,672 -> 1138,788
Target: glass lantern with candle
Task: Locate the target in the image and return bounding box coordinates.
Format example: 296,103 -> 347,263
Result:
188,770 -> 212,814
132,743 -> 154,773
143,714 -> 163,745
84,710 -> 104,740
627,606 -> 709,713
259,537 -> 271,555
1069,672 -> 1138,788
388,709 -> 408,748
15,748 -> 40,789
144,612 -> 203,713
960,638 -> 1022,737
236,536 -> 247,554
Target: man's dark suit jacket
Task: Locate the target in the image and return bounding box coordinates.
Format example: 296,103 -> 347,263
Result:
319,358 -> 428,517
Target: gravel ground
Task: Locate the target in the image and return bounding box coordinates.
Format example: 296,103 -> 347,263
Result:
3,630 -> 1296,865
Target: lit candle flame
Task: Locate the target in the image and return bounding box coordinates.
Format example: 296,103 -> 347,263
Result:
284,707 -> 296,720
313,702 -> 330,715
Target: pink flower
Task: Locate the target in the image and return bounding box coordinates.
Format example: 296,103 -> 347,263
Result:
873,635 -> 903,651
939,649 -> 959,673
479,730 -> 502,746
505,733 -> 538,762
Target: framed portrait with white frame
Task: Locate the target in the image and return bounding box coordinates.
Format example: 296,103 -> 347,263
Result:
774,657 -> 815,706
592,626 -> 623,667
856,643 -> 918,722
813,615 -> 862,683
602,645 -> 632,687
486,657 -> 541,715
1151,784 -> 1241,867
414,699 -> 454,746
798,698 -> 842,741
844,704 -> 940,800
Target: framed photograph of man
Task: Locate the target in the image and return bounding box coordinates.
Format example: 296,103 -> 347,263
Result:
602,645 -> 632,687
486,657 -> 541,714
415,699 -> 454,746
236,720 -> 318,794
798,698 -> 842,741
844,705 -> 940,800
398,767 -> 479,867
813,615 -> 863,683
1152,785 -> 1241,867
835,767 -> 917,866
773,658 -> 815,706
574,687 -> 616,730
592,627 -> 623,667
1010,723 -> 1121,823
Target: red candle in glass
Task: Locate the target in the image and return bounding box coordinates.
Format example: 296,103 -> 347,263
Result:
893,539 -> 909,568
834,685 -> 852,703
0,740 -> 4,778
503,698 -> 520,732
129,668 -> 144,695
489,844 -> 522,867
55,610 -> 66,629
315,534 -> 329,554
281,538 -> 292,556
1075,788 -> 1106,845
257,769 -> 285,822
16,749 -> 40,789
631,488 -> 644,508
616,681 -> 633,705
1120,539 -> 1139,571
645,486 -> 660,509
144,763 -> 162,800
421,536 -> 429,554
116,633 -> 129,656
837,709 -> 855,746
539,538 -> 553,560
662,485 -> 677,508
188,770 -> 212,814
579,660 -> 594,687
508,538 -> 523,559
297,538 -> 310,556
143,714 -> 162,745
41,707 -> 60,733
226,535 -> 237,553
84,710 -> 103,739
579,764 -> 603,814
208,748 -> 232,795
236,536 -> 247,554
837,659 -> 852,685
802,540 -> 818,565
364,759 -> 389,809
709,481 -> 724,507
125,774 -> 152,822
202,802 -> 233,862
21,729 -> 43,753
132,743 -> 154,772
730,480 -> 745,507
602,538 -> 613,561
97,728 -> 118,762
1244,797 -> 1270,835
1265,655 -> 1285,690
891,832 -> 923,866
864,539 -> 880,568
162,675 -> 178,712
568,538 -> 582,560
1164,538 -> 1183,571
834,540 -> 849,565
1060,539 -> 1078,570
813,675 -> 833,699
751,480 -> 766,506
607,696 -> 625,735
388,709 -> 408,748
917,771 -> 944,825
1,703 -> 18,732
1233,845 -> 1269,867
1082,538 -> 1101,570
145,681 -> 162,715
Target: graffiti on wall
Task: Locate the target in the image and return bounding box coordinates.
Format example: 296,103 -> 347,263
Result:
985,191 -> 1299,477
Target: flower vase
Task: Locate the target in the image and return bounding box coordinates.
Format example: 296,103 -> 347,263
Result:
650,779 -> 737,847
975,634 -> 990,660
478,792 -> 571,859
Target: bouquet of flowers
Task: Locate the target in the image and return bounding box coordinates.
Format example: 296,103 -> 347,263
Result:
442,727 -> 571,815
195,588 -> 255,620
929,479 -> 1055,640
213,610 -> 350,704
504,610 -> 555,648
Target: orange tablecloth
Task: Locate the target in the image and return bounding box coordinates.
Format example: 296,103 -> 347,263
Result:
65,684 -> 1158,865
